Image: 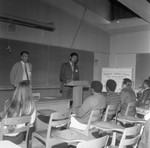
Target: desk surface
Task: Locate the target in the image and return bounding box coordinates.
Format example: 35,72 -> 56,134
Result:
52,129 -> 94,142
38,109 -> 56,116
117,115 -> 146,124
136,107 -> 150,115
37,97 -> 71,103
36,97 -> 71,112
65,81 -> 89,87
92,121 -> 125,132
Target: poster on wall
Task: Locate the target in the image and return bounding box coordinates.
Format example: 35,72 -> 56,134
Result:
101,68 -> 133,92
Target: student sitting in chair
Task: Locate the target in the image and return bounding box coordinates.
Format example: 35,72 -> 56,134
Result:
70,81 -> 106,130
105,79 -> 121,121
138,112 -> 150,148
1,80 -> 36,144
119,78 -> 136,116
137,79 -> 150,108
106,79 -> 120,107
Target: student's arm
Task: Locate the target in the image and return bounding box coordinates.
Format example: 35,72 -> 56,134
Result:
75,96 -> 92,118
59,64 -> 67,83
142,91 -> 149,105
120,91 -> 127,105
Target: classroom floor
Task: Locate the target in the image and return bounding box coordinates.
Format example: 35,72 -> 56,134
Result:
31,138 -> 70,148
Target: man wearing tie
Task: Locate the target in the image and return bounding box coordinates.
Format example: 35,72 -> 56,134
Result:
10,51 -> 32,88
60,52 -> 80,99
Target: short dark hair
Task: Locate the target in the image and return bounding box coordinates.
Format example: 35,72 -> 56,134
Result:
123,78 -> 132,87
106,79 -> 117,92
143,79 -> 150,87
20,51 -> 29,56
70,52 -> 78,58
123,78 -> 132,84
91,81 -> 103,93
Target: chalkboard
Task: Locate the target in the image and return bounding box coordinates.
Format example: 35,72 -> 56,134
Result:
136,54 -> 150,87
0,38 -> 94,88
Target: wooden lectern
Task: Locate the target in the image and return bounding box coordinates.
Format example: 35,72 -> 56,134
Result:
66,81 -> 89,107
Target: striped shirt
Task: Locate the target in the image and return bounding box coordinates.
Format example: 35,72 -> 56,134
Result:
106,92 -> 121,106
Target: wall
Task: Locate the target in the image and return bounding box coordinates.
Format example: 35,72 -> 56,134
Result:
110,30 -> 150,87
0,0 -> 110,52
0,0 -> 110,110
0,0 -> 110,78
94,52 -> 109,81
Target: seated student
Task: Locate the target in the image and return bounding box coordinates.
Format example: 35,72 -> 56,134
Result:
138,113 -> 150,148
1,80 -> 36,144
105,79 -> 121,121
70,81 -> 106,130
119,78 -> 136,116
137,79 -> 150,108
106,79 -> 120,106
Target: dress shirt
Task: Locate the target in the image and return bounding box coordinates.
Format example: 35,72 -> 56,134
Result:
21,61 -> 31,81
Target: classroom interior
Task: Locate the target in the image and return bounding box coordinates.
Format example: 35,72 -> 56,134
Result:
0,0 -> 150,148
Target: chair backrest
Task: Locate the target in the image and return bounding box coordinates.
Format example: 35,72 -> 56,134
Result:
125,102 -> 135,116
103,104 -> 118,122
46,110 -> 71,142
84,109 -> 104,136
118,124 -> 142,148
0,116 -> 31,146
76,135 -> 109,148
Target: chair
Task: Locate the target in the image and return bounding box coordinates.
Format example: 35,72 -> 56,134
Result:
70,109 -> 104,136
96,105 -> 120,136
103,104 -> 118,122
0,116 -> 31,148
32,93 -> 40,101
117,102 -> 137,124
76,135 -> 109,148
32,110 -> 98,148
109,124 -> 142,148
32,110 -> 71,148
125,102 -> 136,116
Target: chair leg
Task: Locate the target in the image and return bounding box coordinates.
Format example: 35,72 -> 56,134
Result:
111,132 -> 117,146
31,135 -> 34,148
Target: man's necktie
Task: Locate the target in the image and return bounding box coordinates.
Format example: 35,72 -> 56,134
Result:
72,65 -> 74,80
25,63 -> 29,81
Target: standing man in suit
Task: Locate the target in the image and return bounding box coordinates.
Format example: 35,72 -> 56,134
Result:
60,52 -> 80,99
10,51 -> 32,88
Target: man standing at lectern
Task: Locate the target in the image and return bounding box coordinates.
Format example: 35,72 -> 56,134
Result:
59,52 -> 80,99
